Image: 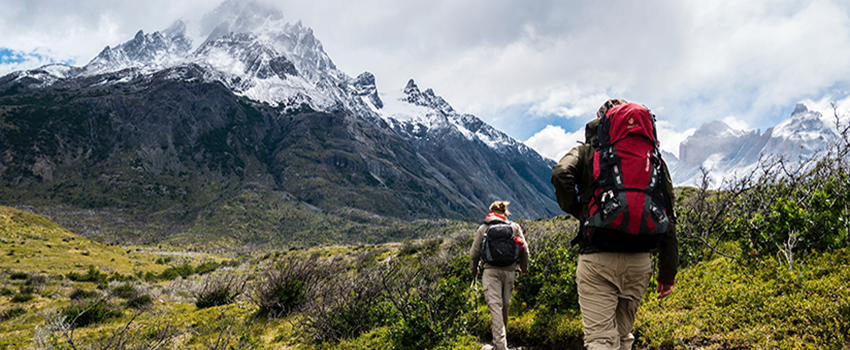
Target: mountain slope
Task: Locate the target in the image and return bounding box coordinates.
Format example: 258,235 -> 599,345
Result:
0,1 -> 558,248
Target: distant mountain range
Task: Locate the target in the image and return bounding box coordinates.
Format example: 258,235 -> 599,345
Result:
0,0 -> 558,248
670,103 -> 841,186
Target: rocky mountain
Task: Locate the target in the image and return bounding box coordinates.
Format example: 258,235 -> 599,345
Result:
0,0 -> 558,248
671,103 -> 840,186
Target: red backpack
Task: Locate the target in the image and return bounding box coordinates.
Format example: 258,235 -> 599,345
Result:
580,103 -> 672,252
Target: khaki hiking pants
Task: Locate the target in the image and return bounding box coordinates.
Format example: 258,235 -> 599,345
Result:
482,268 -> 515,350
576,252 -> 652,350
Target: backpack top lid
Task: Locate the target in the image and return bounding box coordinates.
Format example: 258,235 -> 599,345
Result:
604,103 -> 656,146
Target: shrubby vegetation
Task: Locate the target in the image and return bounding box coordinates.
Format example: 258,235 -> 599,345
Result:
1,109 -> 848,349
677,106 -> 850,269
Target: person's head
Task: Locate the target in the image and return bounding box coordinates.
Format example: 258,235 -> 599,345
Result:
489,201 -> 511,216
596,98 -> 628,119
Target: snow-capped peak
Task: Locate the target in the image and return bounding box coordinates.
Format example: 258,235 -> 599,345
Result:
375,79 -> 528,153
5,0 -> 531,158
84,20 -> 192,75
772,103 -> 834,141
673,102 -> 842,187
690,120 -> 745,139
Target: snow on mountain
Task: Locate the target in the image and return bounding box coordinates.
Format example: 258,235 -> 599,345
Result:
0,0 -> 564,221
4,0 -> 547,169
85,21 -> 192,75
378,79 -> 543,158
672,103 -> 841,187
0,63 -> 82,88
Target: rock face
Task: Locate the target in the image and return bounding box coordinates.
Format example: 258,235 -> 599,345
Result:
672,104 -> 840,186
0,0 -> 559,245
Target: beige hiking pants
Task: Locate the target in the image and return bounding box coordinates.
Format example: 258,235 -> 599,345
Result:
576,252 -> 652,350
482,268 -> 515,350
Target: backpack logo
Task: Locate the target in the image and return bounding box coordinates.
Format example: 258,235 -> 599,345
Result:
583,103 -> 672,252
480,222 -> 520,267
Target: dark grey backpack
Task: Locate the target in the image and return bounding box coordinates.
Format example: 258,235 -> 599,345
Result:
480,221 -> 519,266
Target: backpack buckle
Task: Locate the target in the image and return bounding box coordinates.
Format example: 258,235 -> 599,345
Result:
601,190 -> 619,216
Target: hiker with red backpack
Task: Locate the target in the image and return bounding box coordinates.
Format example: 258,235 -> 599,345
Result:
551,99 -> 679,350
469,201 -> 529,350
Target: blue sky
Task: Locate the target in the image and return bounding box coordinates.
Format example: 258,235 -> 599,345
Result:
0,48 -> 25,64
2,0 -> 850,160
0,47 -> 72,74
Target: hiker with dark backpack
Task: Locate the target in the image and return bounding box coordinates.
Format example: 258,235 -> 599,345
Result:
469,201 -> 529,350
551,99 -> 679,350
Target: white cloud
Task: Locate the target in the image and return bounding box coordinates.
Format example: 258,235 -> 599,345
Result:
655,120 -> 696,159
721,116 -> 751,132
523,125 -> 584,161
525,119 -> 696,162
0,0 -> 216,71
1,0 -> 850,148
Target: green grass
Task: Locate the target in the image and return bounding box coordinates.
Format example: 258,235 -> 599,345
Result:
0,206 -> 166,276
1,207 -> 850,349
635,248 -> 850,349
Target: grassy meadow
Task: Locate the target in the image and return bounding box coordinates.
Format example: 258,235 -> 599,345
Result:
2,203 -> 850,349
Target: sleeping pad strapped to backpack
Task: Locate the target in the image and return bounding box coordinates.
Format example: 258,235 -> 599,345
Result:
481,219 -> 520,266
581,102 -> 673,252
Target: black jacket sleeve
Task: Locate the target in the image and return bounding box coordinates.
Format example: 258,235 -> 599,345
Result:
551,145 -> 587,219
656,159 -> 679,284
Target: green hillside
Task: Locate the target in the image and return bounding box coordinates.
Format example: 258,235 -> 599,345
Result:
0,206 -> 168,276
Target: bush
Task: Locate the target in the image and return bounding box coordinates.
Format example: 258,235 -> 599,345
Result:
300,263 -> 389,343
513,218 -> 579,313
9,272 -> 28,280
157,263 -> 195,281
0,307 -> 26,321
18,285 -> 36,295
195,261 -> 223,275
109,283 -> 139,299
61,297 -> 123,328
25,274 -> 48,288
376,235 -> 475,349
193,272 -> 245,309
252,253 -> 336,318
676,111 -> 850,269
385,273 -> 471,350
67,265 -> 108,283
10,293 -> 34,303
69,288 -> 100,300
126,294 -> 153,309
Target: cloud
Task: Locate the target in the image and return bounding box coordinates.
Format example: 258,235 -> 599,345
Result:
326,0 -> 850,139
525,119 -> 696,163
523,125 -> 584,161
721,116 -> 751,132
1,0 -> 849,151
655,120 -> 696,159
0,0 -> 217,73
0,47 -> 70,74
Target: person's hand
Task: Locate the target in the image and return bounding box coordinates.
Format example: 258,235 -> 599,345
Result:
656,281 -> 674,300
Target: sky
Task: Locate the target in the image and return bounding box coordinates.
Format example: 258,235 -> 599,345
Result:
2,0 -> 850,161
